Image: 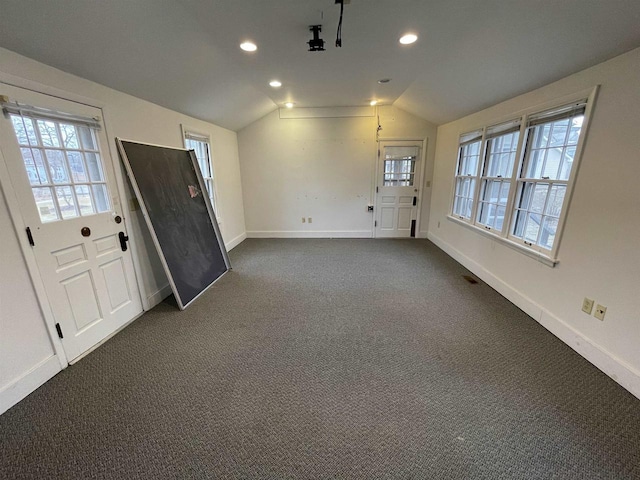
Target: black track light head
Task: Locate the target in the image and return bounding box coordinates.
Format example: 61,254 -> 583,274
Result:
308,25 -> 325,52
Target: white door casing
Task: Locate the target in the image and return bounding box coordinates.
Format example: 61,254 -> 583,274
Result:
375,140 -> 424,238
0,84 -> 143,361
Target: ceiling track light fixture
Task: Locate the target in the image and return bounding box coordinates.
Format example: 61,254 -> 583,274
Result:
308,25 -> 325,51
308,1 -> 349,52
335,0 -> 347,48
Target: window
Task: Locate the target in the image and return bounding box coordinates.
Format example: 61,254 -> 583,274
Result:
476,120 -> 521,232
9,113 -> 110,223
511,103 -> 585,250
452,130 -> 482,220
449,90 -> 595,264
383,146 -> 419,186
182,129 -> 217,216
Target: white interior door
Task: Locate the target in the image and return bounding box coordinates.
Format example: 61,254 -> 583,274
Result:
375,141 -> 423,238
0,84 -> 142,361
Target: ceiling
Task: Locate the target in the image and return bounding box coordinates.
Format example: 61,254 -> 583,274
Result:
0,0 -> 639,131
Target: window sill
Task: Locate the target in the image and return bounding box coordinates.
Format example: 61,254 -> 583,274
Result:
446,215 -> 558,267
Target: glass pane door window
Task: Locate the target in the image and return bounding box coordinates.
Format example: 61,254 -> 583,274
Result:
383,159 -> 416,186
10,114 -> 110,222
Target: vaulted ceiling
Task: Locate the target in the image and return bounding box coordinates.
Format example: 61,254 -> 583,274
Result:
1,0 -> 639,131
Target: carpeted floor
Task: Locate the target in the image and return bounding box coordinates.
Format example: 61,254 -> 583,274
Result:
1,239 -> 639,479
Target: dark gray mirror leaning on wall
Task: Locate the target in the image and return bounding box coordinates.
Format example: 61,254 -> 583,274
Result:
116,138 -> 230,310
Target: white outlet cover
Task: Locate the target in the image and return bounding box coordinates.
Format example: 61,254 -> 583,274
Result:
582,298 -> 594,314
594,304 -> 607,321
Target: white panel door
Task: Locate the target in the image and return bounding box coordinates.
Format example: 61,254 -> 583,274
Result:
375,141 -> 423,238
0,84 -> 143,361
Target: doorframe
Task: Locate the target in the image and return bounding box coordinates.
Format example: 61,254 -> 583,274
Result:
372,137 -> 428,238
0,72 -> 146,366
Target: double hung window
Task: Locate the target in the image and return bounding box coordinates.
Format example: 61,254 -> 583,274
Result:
452,130 -> 482,220
182,129 -> 217,217
511,104 -> 585,250
476,120 -> 521,232
449,92 -> 594,263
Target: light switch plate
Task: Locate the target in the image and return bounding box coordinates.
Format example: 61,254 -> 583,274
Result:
582,297 -> 594,314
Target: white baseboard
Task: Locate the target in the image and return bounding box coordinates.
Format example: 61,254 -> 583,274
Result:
146,284 -> 172,310
427,231 -> 640,401
225,231 -> 247,251
0,355 -> 61,414
247,230 -> 373,239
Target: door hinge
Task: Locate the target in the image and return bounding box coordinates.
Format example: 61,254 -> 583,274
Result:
376,186 -> 379,193
26,227 -> 35,246
377,149 -> 380,157
55,323 -> 63,339
413,196 -> 417,206
374,220 -> 377,227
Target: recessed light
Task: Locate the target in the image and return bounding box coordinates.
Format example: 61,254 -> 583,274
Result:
370,100 -> 378,106
378,78 -> 391,84
285,102 -> 295,108
399,33 -> 418,45
240,41 -> 257,52
269,80 -> 282,88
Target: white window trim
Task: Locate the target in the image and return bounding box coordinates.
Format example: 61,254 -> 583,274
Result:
447,86 -> 599,266
180,124 -> 221,225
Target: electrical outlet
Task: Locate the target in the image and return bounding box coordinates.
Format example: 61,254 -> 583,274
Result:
308,217 -> 312,223
582,297 -> 594,314
594,304 -> 607,321
302,217 -> 306,223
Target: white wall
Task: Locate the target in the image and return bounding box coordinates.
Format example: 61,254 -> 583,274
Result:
428,48 -> 640,398
238,106 -> 437,238
0,47 -> 247,413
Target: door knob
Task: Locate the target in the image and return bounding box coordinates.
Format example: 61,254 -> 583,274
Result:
81,227 -> 91,237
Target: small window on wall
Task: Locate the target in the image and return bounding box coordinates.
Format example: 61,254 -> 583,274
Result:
383,146 -> 419,186
9,113 -> 110,223
182,127 -> 218,218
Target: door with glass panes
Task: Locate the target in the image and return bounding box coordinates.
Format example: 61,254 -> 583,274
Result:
0,84 -> 142,361
375,141 -> 423,238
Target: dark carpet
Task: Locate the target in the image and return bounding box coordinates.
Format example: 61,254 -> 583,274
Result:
1,239 -> 639,479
